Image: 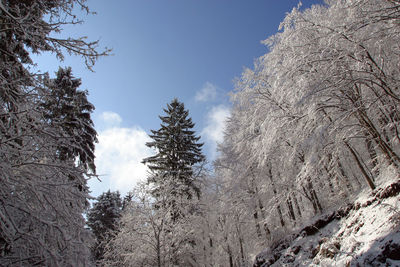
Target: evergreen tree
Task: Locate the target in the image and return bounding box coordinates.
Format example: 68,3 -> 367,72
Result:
87,190 -> 123,262
142,98 -> 205,218
0,1 -> 108,264
41,67 -> 98,173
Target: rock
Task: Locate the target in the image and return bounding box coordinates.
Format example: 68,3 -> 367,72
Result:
310,244 -> 320,259
378,181 -> 400,199
291,245 -> 301,255
382,241 -> 400,260
319,239 -> 340,259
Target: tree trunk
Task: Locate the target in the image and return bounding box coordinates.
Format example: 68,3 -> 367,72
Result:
286,194 -> 296,224
156,234 -> 161,267
358,109 -> 400,168
345,142 -> 376,190
337,157 -> 353,193
267,164 -> 285,227
311,184 -> 323,213
247,169 -> 263,238
302,180 -> 322,214
257,198 -> 271,239
253,208 -> 262,238
293,193 -> 302,219
365,131 -> 379,177
228,245 -> 233,267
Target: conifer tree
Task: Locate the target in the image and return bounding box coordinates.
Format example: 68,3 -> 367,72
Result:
41,67 -> 97,173
0,1 -> 108,265
142,98 -> 205,218
87,190 -> 123,262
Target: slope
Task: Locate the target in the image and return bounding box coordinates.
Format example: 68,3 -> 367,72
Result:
254,169 -> 400,267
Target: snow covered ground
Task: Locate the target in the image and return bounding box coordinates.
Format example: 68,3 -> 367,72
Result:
255,170 -> 400,267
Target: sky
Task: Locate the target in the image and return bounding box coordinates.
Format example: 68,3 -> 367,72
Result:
34,0 -> 324,197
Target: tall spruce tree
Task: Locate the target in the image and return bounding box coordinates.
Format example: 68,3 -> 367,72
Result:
41,67 -> 97,173
142,98 -> 205,217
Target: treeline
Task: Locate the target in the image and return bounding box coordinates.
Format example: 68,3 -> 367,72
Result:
90,0 -> 400,266
208,0 -> 400,264
209,0 -> 400,264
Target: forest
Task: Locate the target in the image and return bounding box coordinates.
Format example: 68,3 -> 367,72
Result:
1,0 -> 400,266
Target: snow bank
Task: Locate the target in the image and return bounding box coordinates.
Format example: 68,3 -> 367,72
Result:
254,179 -> 400,267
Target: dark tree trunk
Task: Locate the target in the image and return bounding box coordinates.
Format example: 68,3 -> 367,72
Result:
267,165 -> 285,227
345,142 -> 376,190
286,194 -> 296,223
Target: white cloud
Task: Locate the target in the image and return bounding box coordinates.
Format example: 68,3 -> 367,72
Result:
201,105 -> 230,160
195,82 -> 218,102
89,112 -> 153,197
97,111 -> 122,129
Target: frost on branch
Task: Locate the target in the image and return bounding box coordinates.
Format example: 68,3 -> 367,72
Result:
0,0 -> 107,265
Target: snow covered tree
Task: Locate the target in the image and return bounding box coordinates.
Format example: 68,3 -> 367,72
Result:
0,0 -> 108,265
0,69 -> 97,266
142,98 -> 205,220
102,184 -> 171,267
206,1 -> 400,263
102,182 -> 208,267
41,67 -> 97,173
87,191 -> 123,263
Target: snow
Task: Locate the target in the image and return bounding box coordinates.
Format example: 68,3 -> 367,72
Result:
319,195 -> 400,267
257,176 -> 400,267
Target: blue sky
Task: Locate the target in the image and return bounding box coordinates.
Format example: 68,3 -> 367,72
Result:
34,0 -> 323,197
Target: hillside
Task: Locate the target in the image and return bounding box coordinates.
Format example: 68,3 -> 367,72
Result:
254,172 -> 400,267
